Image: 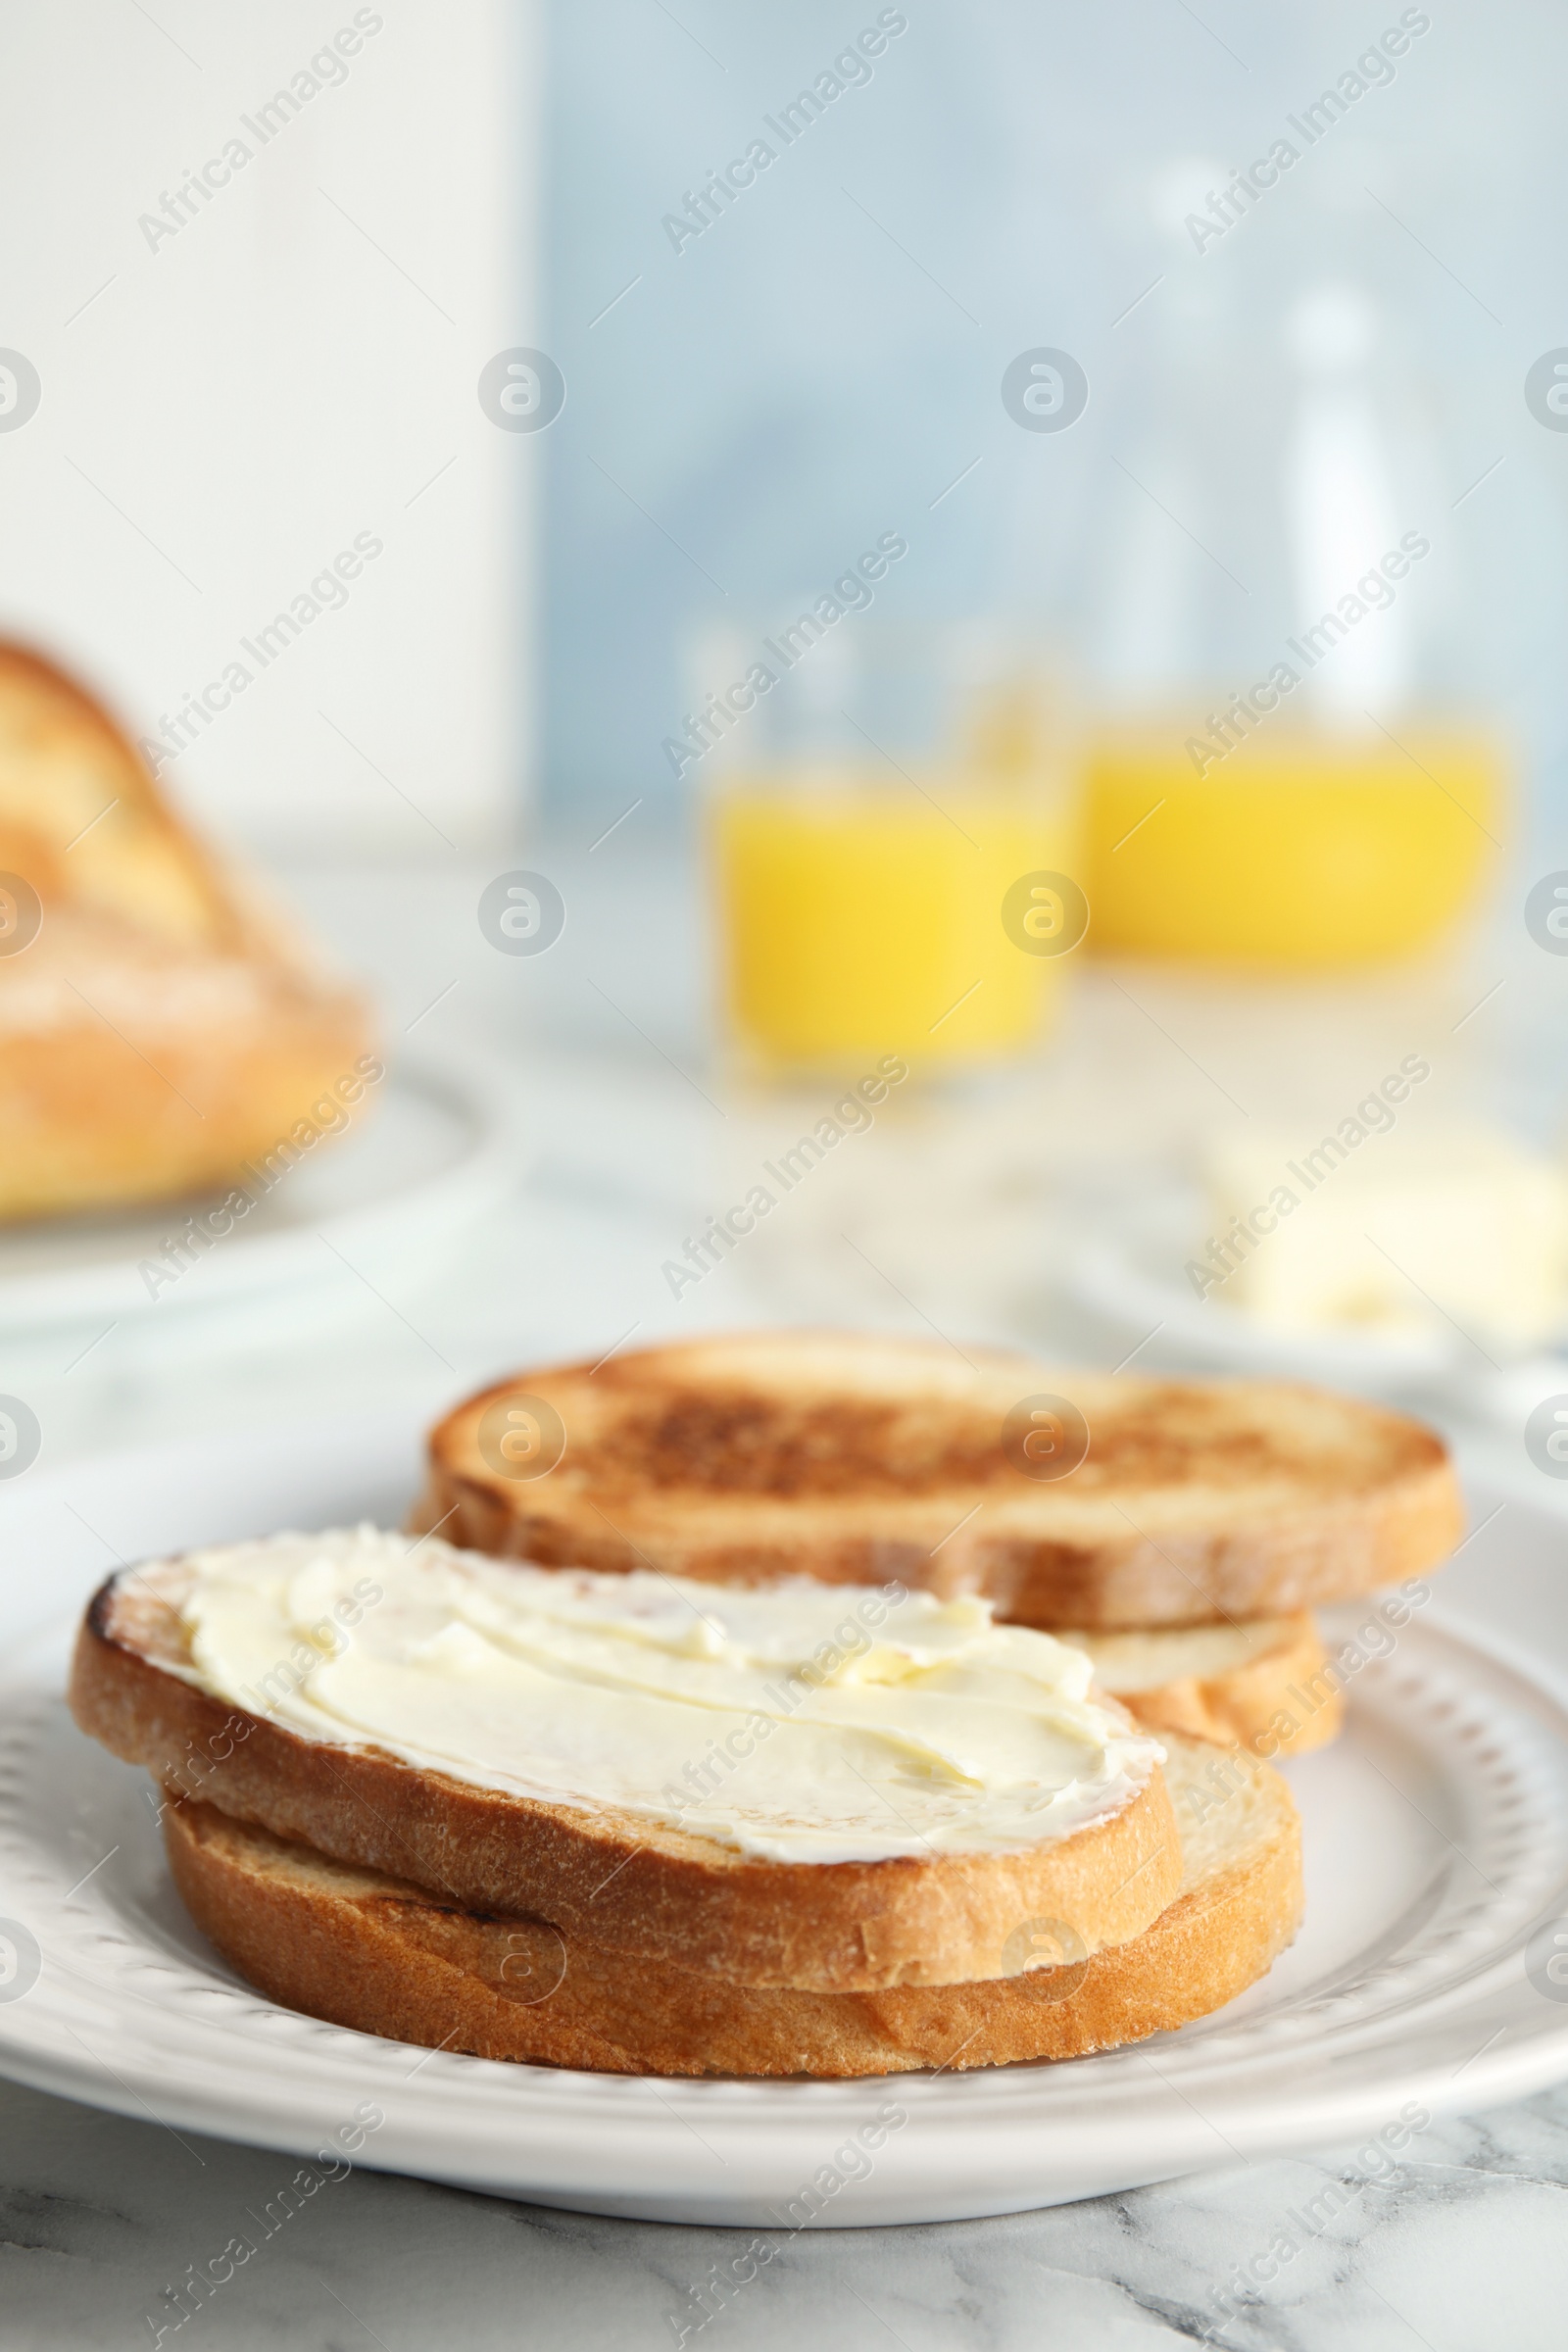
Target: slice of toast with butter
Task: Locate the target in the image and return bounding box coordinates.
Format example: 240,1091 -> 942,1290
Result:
70,1529 -> 1183,1996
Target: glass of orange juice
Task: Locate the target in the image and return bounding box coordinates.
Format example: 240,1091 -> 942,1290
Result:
1085,716 -> 1503,964
701,626 -> 1083,1074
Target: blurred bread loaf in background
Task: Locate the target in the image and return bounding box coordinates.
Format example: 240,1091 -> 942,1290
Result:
0,643 -> 374,1223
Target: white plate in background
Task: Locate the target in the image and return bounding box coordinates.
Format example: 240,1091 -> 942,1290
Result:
0,1055 -> 517,1336
2,1414 -> 1568,2224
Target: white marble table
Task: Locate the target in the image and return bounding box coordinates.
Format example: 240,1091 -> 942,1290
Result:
3,2067 -> 1566,2350
3,845 -> 1565,2349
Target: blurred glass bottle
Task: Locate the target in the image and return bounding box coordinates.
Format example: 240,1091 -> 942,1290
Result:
698,618 -> 1082,1073
1084,181 -> 1501,965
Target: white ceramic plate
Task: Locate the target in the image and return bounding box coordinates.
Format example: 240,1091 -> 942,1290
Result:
1,1414 -> 1567,2226
0,1055 -> 515,1334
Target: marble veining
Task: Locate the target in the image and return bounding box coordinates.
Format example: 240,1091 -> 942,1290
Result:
2,2077 -> 1566,2349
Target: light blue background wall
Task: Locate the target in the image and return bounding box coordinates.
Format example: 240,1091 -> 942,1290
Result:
538,1 -> 1568,846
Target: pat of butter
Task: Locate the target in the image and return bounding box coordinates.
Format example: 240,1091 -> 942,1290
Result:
1200,1123 -> 1568,1348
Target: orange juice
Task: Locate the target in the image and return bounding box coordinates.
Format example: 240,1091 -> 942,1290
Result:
710,772 -> 1081,1069
1086,725 -> 1500,964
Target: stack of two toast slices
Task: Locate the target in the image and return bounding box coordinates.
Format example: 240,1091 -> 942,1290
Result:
70,1335 -> 1460,2078
71,1535 -> 1300,2076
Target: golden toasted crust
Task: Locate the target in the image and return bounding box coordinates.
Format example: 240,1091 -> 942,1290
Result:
0,640 -> 374,1221
163,1734 -> 1301,2076
415,1333 -> 1463,1629
70,1568 -> 1181,1995
1076,1612 -> 1344,1756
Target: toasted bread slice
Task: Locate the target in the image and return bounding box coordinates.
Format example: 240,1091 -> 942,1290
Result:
416,1333 -> 1461,1629
71,1562 -> 1182,1995
163,1733 -> 1300,2076
0,642 -> 374,1220
1067,1612 -> 1343,1755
